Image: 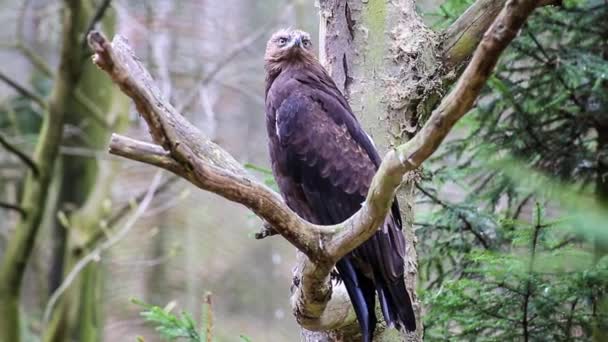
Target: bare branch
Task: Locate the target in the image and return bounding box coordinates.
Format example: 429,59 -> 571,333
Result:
204,292 -> 214,342
176,0 -> 297,113
83,173 -> 179,251
176,23 -> 273,113
42,171 -> 162,328
0,133 -> 39,177
442,0 -> 559,70
0,201 -> 26,217
13,0 -> 52,78
10,47 -> 110,127
88,0 -> 541,328
81,0 -> 113,49
0,70 -> 47,108
16,43 -> 54,78
74,88 -> 112,128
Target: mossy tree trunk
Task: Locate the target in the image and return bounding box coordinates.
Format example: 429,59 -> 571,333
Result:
43,3 -> 128,341
0,1 -> 83,341
0,1 -> 124,341
313,1 -> 436,340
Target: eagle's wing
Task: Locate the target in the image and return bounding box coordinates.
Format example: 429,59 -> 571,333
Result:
267,69 -> 415,333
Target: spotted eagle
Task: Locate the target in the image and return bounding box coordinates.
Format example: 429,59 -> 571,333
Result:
264,29 -> 416,341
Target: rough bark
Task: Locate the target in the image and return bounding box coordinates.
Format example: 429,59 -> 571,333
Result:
316,1 -> 434,340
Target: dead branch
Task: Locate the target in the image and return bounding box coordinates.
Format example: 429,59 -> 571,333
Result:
83,172 -> 179,251
0,70 -> 46,108
89,0 -> 540,330
0,201 -> 26,217
0,133 -> 39,177
81,0 -> 113,49
177,22 -> 275,113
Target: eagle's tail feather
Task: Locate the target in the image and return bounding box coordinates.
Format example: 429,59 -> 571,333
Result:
336,259 -> 377,342
375,283 -> 395,328
380,277 -> 417,332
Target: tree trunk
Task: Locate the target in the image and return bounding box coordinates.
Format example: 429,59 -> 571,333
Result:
304,0 -> 444,340
0,1 -> 81,340
43,3 -> 127,341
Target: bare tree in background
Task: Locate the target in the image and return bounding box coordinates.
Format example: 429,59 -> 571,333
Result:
0,1 -> 129,341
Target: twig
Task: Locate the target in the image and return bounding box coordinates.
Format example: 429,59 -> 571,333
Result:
176,23 -> 272,113
81,0 -> 113,49
416,184 -> 491,249
42,171 -> 162,328
83,173 -> 179,250
564,298 -> 578,338
204,292 -> 213,342
513,194 -> 533,219
74,88 -> 111,128
16,43 -> 54,78
0,132 -> 39,177
14,0 -> 53,78
0,71 -> 46,108
463,294 -> 519,322
522,203 -> 543,342
0,201 -> 26,217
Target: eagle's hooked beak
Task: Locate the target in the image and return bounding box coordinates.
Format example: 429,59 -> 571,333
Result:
287,35 -> 303,50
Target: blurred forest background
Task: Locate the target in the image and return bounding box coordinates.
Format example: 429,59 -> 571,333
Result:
0,0 -> 606,341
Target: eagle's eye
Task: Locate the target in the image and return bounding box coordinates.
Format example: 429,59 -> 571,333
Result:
302,39 -> 311,48
278,37 -> 288,46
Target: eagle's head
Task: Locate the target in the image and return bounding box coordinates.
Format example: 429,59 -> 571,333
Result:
264,29 -> 316,67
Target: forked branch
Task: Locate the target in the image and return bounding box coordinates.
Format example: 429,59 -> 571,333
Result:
90,0 -> 539,330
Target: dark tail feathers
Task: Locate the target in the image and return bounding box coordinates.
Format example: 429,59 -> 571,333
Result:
337,259 -> 416,341
336,259 -> 377,342
377,277 -> 417,332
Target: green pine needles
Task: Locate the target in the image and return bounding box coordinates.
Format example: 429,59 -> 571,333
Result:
132,294 -> 253,342
419,0 -> 608,340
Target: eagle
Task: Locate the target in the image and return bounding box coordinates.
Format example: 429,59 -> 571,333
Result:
264,29 -> 416,340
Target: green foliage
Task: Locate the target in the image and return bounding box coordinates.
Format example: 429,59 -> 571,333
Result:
419,0 -> 608,340
132,299 -> 203,341
132,298 -> 253,342
421,203 -> 608,341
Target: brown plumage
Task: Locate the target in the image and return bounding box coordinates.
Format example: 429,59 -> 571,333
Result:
264,29 -> 416,341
